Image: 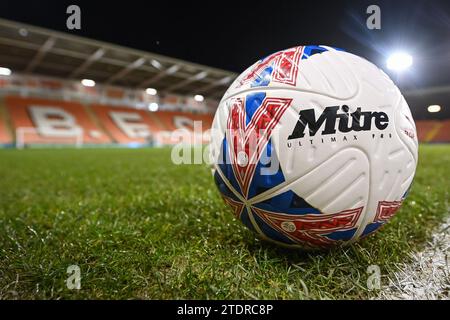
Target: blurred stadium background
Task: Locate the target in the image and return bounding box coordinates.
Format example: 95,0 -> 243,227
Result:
0,18 -> 448,149
0,19 -> 234,148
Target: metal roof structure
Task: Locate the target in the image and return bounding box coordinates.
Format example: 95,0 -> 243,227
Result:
0,18 -> 238,99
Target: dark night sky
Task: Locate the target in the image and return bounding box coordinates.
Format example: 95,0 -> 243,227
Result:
0,0 -> 449,90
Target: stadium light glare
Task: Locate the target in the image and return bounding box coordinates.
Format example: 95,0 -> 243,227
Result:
427,105 -> 441,113
151,59 -> 162,70
19,28 -> 28,37
0,67 -> 12,76
194,94 -> 204,102
81,79 -> 96,87
166,65 -> 180,74
387,52 -> 413,71
148,102 -> 159,112
146,88 -> 157,95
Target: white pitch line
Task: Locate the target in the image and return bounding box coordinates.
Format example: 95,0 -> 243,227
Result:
378,216 -> 450,300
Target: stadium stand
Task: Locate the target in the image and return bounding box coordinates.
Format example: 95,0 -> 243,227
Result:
416,120 -> 440,142
0,103 -> 12,144
0,96 -> 216,147
415,120 -> 450,143
155,111 -> 213,131
154,111 -> 213,144
0,94 -> 448,147
90,104 -> 166,145
0,19 -> 448,148
430,119 -> 450,143
4,96 -> 111,146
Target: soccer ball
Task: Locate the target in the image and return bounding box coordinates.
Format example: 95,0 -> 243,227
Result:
210,45 -> 418,249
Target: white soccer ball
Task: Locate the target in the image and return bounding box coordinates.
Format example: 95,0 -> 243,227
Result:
210,45 -> 418,249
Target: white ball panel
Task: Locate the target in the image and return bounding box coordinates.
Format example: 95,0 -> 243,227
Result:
210,45 -> 418,247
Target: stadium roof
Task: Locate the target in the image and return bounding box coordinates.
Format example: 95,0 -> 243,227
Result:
0,18 -> 238,99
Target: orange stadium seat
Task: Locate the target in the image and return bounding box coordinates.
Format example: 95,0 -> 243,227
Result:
430,119 -> 450,143
153,111 -> 213,144
154,111 -> 213,131
415,120 -> 450,143
4,96 -> 111,145
0,108 -> 12,144
90,104 -> 166,145
2,95 -> 449,146
415,120 -> 438,142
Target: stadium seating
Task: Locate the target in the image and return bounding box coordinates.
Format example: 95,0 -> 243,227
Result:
0,105 -> 12,145
0,95 -> 448,146
90,104 -> 166,145
4,96 -> 112,146
430,119 -> 450,143
416,120 -> 440,142
415,120 -> 450,143
153,111 -> 213,144
154,111 -> 213,132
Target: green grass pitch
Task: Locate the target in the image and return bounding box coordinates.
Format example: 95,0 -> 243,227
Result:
0,145 -> 449,299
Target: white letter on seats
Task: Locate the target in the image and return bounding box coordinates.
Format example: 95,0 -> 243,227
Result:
110,111 -> 150,138
29,106 -> 81,137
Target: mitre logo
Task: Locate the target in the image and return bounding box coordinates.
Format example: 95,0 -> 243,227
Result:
288,105 -> 389,139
